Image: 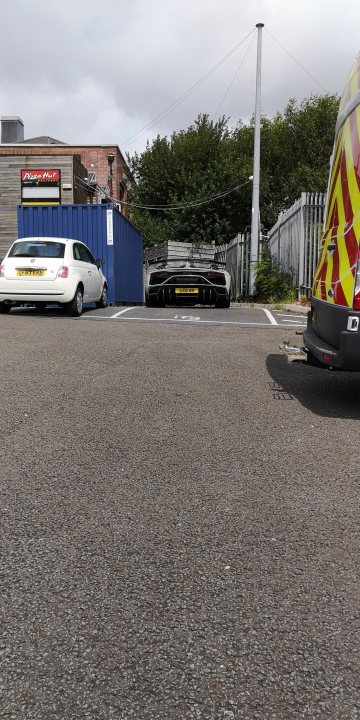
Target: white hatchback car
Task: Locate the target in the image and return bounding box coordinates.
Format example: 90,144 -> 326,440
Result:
0,236 -> 108,316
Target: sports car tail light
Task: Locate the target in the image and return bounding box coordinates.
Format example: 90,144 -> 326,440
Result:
57,266 -> 69,278
0,264 -> 4,277
150,271 -> 169,284
206,271 -> 226,285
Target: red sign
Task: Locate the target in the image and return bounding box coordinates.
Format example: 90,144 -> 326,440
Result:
21,169 -> 61,205
21,169 -> 60,184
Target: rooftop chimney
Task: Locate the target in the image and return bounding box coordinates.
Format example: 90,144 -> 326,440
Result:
1,116 -> 24,143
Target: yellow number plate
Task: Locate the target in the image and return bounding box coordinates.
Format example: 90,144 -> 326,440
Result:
16,269 -> 46,276
175,288 -> 199,294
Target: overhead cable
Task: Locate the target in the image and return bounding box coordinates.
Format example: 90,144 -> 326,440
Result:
266,28 -> 328,93
212,32 -> 256,120
117,178 -> 253,211
122,28 -> 256,151
75,176 -> 252,212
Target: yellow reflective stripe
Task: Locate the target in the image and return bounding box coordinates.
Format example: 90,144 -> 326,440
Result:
333,130 -> 343,170
337,234 -> 353,305
339,114 -> 360,304
326,131 -> 344,231
350,62 -> 359,96
344,118 -> 360,219
323,243 -> 334,303
336,166 -> 346,228
340,57 -> 359,111
312,241 -> 328,297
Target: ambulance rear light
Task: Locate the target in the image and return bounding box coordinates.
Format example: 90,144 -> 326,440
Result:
0,264 -> 4,277
353,252 -> 360,309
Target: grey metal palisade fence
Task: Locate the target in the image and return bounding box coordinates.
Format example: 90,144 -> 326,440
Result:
215,233 -> 262,300
216,192 -> 326,300
267,192 -> 326,298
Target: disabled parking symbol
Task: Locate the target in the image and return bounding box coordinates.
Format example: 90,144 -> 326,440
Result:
174,315 -> 200,321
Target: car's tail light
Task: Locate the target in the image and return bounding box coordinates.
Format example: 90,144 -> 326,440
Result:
0,264 -> 4,277
150,271 -> 169,284
57,266 -> 69,278
353,250 -> 360,309
206,271 -> 226,285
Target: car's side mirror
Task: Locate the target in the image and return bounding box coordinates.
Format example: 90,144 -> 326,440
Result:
95,258 -> 104,268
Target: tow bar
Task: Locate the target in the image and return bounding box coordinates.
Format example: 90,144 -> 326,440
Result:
279,340 -> 308,363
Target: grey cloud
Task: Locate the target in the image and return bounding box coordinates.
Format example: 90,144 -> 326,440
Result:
0,0 -> 358,155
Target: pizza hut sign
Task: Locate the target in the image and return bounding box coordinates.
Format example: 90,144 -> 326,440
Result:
21,169 -> 61,205
21,169 -> 60,184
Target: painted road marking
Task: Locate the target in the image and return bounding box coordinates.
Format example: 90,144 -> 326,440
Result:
261,308 -> 278,325
282,318 -> 306,325
110,306 -> 137,318
173,314 -> 201,321
83,316 -> 282,327
78,307 -> 306,328
275,313 -> 307,319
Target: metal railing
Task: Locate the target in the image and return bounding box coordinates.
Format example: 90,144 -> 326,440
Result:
215,233 -> 265,300
143,195 -> 325,302
267,192 -> 325,298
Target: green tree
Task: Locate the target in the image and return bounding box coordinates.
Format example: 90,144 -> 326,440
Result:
129,114 -> 252,246
128,95 -> 339,245
261,95 -> 338,227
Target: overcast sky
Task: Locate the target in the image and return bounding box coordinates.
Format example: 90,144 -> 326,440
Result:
0,0 -> 359,157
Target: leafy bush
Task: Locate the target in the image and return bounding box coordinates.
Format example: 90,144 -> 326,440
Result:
255,245 -> 296,302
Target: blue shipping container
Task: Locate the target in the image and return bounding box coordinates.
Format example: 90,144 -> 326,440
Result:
17,204 -> 143,305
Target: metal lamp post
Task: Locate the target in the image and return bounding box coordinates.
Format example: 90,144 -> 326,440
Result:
249,22 -> 264,297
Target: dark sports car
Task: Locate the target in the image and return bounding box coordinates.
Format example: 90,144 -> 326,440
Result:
145,259 -> 231,308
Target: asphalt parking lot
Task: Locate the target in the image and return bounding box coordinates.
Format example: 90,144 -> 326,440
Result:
1,306 -> 360,719
8,302 -> 309,329
90,305 -> 308,328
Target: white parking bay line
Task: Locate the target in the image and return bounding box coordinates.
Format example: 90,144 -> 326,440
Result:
83,316 -> 280,327
276,313 -> 307,319
282,327 -> 306,330
282,319 -> 306,324
262,308 -> 278,325
110,306 -> 137,318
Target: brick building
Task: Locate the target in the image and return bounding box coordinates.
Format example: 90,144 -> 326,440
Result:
0,116 -> 135,255
19,140 -> 132,207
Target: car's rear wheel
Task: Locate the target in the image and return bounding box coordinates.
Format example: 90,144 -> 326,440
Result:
146,299 -> 165,307
215,295 -> 230,308
145,290 -> 166,307
0,302 -> 11,314
145,295 -> 156,307
96,284 -> 108,308
66,286 -> 83,316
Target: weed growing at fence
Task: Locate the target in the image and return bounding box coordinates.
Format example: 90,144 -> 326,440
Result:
255,245 -> 296,303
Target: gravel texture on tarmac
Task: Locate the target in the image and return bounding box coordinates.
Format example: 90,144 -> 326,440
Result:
1,313 -> 360,719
